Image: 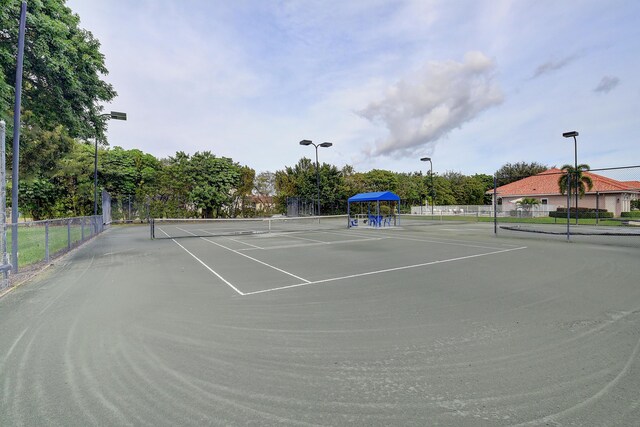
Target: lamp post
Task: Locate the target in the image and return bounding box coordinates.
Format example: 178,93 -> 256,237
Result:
562,131 -> 579,225
420,157 -> 434,216
95,111 -> 127,216
299,139 -> 332,216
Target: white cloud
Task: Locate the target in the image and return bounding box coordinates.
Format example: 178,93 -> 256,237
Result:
358,52 -> 503,158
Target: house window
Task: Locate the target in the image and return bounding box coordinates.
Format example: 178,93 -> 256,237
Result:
541,198 -> 548,205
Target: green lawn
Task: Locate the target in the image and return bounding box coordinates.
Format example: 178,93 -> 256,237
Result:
4,222 -> 92,268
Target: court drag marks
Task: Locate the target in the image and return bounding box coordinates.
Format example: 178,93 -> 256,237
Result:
1,223 -> 639,425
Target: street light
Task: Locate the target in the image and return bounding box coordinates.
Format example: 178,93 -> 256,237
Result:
299,139 -> 332,216
95,111 -> 127,216
562,131 -> 579,224
420,157 -> 434,216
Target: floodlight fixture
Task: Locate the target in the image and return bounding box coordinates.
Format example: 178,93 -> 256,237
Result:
562,131 -> 578,138
299,139 -> 312,146
420,157 -> 431,162
319,142 -> 332,148
109,111 -> 127,121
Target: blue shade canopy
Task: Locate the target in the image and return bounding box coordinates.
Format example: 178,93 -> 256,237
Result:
348,191 -> 400,202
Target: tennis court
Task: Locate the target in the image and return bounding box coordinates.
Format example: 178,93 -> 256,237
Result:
1,221 -> 639,425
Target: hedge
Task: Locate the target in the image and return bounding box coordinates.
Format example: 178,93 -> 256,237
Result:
621,211 -> 640,218
549,210 -> 613,219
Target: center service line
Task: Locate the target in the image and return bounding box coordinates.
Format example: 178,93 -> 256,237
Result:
200,237 -> 311,283
241,246 -> 528,296
157,228 -> 245,296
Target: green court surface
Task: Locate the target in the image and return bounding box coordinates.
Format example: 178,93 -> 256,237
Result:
1,223 -> 639,425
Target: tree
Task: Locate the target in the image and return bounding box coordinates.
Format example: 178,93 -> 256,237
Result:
1,0 -> 116,139
516,197 -> 540,215
363,169 -> 398,193
495,162 -> 548,186
231,165 -> 255,217
558,164 -> 594,198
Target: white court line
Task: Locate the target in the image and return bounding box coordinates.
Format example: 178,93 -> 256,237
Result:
199,237 -> 311,283
223,236 -> 264,250
322,229 -> 514,251
237,237 -> 387,252
157,228 -> 245,296
242,246 -> 527,296
283,234 -> 331,244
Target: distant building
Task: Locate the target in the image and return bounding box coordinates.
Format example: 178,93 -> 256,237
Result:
248,194 -> 274,214
490,168 -> 640,217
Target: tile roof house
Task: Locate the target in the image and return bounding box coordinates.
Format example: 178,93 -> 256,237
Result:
491,168 -> 640,217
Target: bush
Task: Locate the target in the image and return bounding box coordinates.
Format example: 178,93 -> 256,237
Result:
550,208 -> 613,219
621,211 -> 640,218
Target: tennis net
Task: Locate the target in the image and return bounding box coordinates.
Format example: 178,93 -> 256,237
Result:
151,215 -> 349,239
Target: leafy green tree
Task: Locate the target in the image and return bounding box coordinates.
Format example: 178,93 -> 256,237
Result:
231,165 -> 255,217
53,140 -> 95,216
495,162 -> 548,186
17,178 -> 59,220
363,169 -> 398,193
274,158 -> 347,214
432,176 -> 456,205
1,0 -> 116,139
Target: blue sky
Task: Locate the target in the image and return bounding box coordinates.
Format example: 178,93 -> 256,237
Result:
66,0 -> 640,176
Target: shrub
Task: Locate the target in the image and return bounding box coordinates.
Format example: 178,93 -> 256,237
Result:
621,211 -> 640,218
549,208 -> 613,219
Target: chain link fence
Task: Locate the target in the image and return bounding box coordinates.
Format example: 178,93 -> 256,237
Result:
0,216 -> 105,292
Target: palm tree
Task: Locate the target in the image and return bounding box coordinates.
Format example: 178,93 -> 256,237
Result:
558,164 -> 594,197
516,197 -> 540,217
558,164 -> 594,224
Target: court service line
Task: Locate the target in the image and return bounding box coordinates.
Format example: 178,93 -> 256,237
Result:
236,237 -> 387,252
320,226 -> 524,249
157,228 -> 245,296
223,236 -> 264,250
241,246 -> 527,296
283,234 -> 332,244
172,227 -> 311,283
199,237 -> 311,283
344,232 -> 515,250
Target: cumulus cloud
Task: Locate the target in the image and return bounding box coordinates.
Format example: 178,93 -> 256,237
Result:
594,75 -> 620,93
531,54 -> 579,79
359,51 -> 503,158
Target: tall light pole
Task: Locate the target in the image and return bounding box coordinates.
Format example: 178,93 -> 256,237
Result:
299,139 -> 332,216
95,111 -> 127,216
420,157 -> 434,216
563,131 -> 579,225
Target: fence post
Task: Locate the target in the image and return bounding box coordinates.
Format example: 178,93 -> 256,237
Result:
81,218 -> 85,241
566,172 -> 571,241
493,175 -> 497,234
67,219 -> 71,249
45,221 -> 50,262
596,192 -> 600,225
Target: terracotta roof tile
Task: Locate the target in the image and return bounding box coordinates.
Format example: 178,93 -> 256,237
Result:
491,168 -> 640,196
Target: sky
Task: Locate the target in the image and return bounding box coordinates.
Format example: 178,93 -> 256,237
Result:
65,0 -> 640,176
